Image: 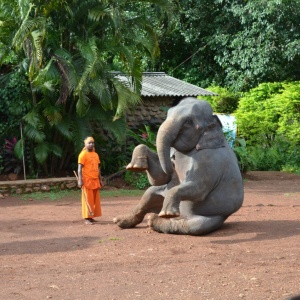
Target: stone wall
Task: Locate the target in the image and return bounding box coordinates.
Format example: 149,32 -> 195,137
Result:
126,96 -> 175,129
0,177 -> 77,196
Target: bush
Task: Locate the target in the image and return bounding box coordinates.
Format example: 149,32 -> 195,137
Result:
246,138 -> 300,172
233,138 -> 255,173
126,125 -> 158,152
124,171 -> 150,190
234,81 -> 300,172
201,85 -> 240,114
0,137 -> 23,175
235,81 -> 300,147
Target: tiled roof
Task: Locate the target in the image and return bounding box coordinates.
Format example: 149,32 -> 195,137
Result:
115,72 -> 216,97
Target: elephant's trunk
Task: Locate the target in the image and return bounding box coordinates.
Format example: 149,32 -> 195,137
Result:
156,118 -> 182,175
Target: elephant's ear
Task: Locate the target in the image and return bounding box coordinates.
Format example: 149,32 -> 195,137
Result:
196,115 -> 226,150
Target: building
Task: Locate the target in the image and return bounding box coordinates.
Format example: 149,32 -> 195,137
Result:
115,72 -> 216,129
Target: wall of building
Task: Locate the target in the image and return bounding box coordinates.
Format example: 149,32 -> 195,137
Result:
126,96 -> 175,129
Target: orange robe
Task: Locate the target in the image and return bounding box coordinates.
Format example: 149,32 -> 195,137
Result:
78,150 -> 102,218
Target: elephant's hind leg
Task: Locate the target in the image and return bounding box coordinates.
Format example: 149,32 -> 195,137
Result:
148,214 -> 227,236
113,186 -> 165,229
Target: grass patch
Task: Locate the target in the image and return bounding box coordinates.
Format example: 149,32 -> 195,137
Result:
108,237 -> 121,241
20,188 -> 143,201
21,190 -> 78,201
101,189 -> 144,198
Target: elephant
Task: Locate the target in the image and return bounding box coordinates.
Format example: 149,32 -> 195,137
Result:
113,97 -> 244,236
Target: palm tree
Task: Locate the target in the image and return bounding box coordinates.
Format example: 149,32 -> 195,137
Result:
0,0 -> 174,176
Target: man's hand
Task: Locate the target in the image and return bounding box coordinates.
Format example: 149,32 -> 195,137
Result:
78,179 -> 83,188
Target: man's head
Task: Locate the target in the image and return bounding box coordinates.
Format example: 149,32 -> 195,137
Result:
84,136 -> 95,152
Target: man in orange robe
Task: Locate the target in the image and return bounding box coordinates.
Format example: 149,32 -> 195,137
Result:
77,137 -> 104,225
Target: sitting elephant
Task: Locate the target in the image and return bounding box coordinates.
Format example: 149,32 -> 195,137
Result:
113,98 -> 244,235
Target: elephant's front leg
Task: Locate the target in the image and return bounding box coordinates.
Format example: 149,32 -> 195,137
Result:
158,181 -> 204,218
113,185 -> 166,228
126,144 -> 172,186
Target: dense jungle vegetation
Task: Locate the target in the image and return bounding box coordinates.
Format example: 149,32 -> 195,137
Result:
0,0 -> 300,181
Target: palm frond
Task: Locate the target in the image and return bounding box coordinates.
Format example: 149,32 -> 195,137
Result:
42,104 -> 62,126
135,0 -> 175,12
12,5 -> 43,51
86,105 -> 127,144
75,40 -> 97,95
54,118 -> 73,141
54,48 -> 78,93
34,142 -> 63,164
88,7 -> 110,22
76,91 -> 91,116
136,24 -> 160,60
34,142 -> 51,163
70,118 -> 93,154
53,50 -> 79,104
31,29 -> 44,68
100,115 -> 127,144
50,143 -> 63,157
23,109 -> 43,128
110,77 -> 141,117
90,82 -> 113,110
23,123 -> 46,143
14,139 -> 24,160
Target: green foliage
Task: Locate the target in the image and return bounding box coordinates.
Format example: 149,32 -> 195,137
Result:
0,0 -> 174,177
235,81 -> 300,172
21,190 -> 76,201
282,165 -> 300,174
236,81 -> 300,147
127,125 -> 158,151
247,140 -> 300,172
248,146 -> 284,171
212,0 -> 300,91
135,173 -> 151,190
124,171 -> 150,190
154,0 -> 300,92
0,72 -> 30,145
99,139 -> 129,176
233,138 -> 255,173
201,86 -> 240,114
1,138 -> 23,174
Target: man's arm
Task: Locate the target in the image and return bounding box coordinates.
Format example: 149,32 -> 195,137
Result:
78,164 -> 83,188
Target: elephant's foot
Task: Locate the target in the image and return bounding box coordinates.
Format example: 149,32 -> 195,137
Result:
158,210 -> 180,218
147,214 -> 162,230
158,200 -> 180,218
113,214 -> 144,228
147,213 -> 181,233
126,145 -> 148,172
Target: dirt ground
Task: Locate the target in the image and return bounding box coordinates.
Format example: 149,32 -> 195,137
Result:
0,171 -> 300,300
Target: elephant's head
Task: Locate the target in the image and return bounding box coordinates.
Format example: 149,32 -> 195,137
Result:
156,98 -> 226,175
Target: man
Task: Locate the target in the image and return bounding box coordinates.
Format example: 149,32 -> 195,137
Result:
77,137 -> 104,225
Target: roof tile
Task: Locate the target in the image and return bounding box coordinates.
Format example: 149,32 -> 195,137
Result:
115,72 -> 216,97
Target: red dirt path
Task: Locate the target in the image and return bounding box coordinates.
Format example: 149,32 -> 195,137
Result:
1,171 -> 300,300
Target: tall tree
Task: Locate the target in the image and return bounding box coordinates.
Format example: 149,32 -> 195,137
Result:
154,0 -> 300,91
0,0 -> 174,176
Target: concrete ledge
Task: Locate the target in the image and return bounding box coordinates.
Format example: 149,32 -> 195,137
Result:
0,177 -> 77,195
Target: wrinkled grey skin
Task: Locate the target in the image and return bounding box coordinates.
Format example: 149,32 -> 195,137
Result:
113,98 -> 244,236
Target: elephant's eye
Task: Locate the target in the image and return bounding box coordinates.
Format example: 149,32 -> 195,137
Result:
184,119 -> 193,126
